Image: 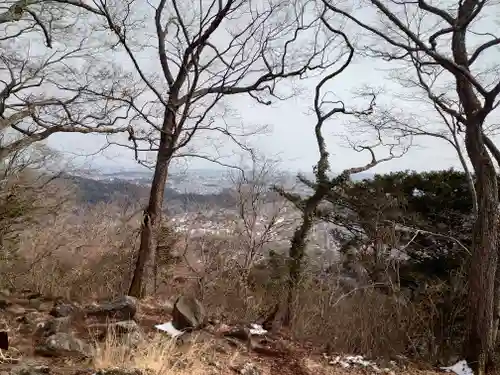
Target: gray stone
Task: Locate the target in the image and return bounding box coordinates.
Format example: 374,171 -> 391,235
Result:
34,332 -> 91,358
238,363 -> 261,375
50,302 -> 77,318
34,317 -> 72,339
10,365 -> 50,375
171,295 -> 205,330
111,320 -> 139,334
5,304 -> 25,315
85,296 -> 137,321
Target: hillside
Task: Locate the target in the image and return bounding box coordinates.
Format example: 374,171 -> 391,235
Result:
63,174 -> 238,213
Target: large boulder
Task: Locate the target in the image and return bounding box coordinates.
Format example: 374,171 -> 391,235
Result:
171,296 -> 205,331
85,296 -> 137,321
34,332 -> 91,358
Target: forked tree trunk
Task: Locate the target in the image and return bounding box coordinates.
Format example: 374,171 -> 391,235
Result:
464,120 -> 499,373
128,150 -> 171,298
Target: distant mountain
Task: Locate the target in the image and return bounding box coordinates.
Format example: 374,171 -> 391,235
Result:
62,174 -> 238,213
63,174 -> 149,204
64,168 -> 375,211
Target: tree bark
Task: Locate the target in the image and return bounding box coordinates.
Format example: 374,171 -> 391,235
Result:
284,187 -> 326,326
128,150 -> 171,297
463,119 -> 499,372
447,1 -> 500,369
128,105 -> 177,298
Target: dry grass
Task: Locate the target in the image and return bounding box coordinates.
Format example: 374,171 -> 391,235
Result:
91,331 -> 443,375
0,170 -> 464,366
93,332 -> 219,375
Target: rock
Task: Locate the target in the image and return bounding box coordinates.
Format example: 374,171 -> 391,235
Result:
85,296 -> 137,321
171,295 -> 205,330
0,296 -> 9,309
50,301 -> 77,318
34,317 -> 72,339
175,329 -> 213,346
160,300 -> 174,314
5,304 -> 26,316
93,370 -> 148,375
223,327 -> 251,342
234,362 -> 261,375
25,292 -> 42,300
17,311 -> 46,334
34,332 -> 91,358
111,320 -> 140,333
28,299 -> 41,310
10,364 -> 51,375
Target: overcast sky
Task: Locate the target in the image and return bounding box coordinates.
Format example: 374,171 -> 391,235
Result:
48,63 -> 462,175
48,57 -> 488,175
37,0 -> 500,175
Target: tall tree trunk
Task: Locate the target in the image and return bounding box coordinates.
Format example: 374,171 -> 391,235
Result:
483,135 -> 500,348
494,269 -> 500,346
284,188 -> 326,326
464,120 -> 499,373
128,150 -> 171,298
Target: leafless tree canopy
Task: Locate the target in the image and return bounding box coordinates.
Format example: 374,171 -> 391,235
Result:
0,1 -> 131,161
325,0 -> 500,148
64,0 -> 350,165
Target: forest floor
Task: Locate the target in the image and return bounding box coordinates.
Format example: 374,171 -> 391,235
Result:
0,291 -> 453,375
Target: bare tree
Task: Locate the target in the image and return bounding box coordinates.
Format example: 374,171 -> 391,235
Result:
230,156 -> 288,288
74,0 -> 344,297
0,1 -> 131,161
320,0 -> 500,370
0,143 -> 73,287
271,8 -> 407,326
358,105 -> 480,217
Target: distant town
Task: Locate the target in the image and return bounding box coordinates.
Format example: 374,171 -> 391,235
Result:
73,167 -> 366,257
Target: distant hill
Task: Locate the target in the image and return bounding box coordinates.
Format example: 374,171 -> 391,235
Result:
63,168 -> 375,212
62,174 -> 238,213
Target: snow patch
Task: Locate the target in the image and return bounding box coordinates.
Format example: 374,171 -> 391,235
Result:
155,321 -> 184,338
326,354 -> 395,374
441,360 -> 474,375
249,323 -> 267,336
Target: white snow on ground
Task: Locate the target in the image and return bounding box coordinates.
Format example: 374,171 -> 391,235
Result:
155,321 -> 184,338
440,360 -> 474,375
249,323 -> 267,336
326,354 -> 396,374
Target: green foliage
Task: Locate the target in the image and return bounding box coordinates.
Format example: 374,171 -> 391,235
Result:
320,169 -> 476,359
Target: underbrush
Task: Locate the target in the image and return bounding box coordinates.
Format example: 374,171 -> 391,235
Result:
0,197 -> 465,365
